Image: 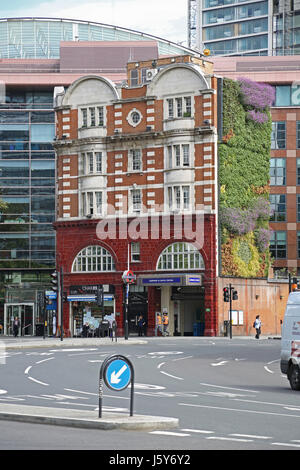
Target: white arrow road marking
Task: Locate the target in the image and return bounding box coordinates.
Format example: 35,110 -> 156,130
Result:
111,364 -> 128,384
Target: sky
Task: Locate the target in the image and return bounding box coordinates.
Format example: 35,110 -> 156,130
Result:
1,0 -> 188,46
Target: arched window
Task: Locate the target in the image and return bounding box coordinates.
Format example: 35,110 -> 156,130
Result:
157,242 -> 205,271
72,245 -> 115,272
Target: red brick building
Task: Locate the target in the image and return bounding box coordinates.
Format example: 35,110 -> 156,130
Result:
54,55 -> 219,337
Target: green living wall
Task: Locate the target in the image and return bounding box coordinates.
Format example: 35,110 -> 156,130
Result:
219,77 -> 274,278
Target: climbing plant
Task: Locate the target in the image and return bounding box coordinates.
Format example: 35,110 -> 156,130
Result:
219,77 -> 274,278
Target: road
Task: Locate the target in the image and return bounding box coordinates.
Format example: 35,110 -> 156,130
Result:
0,336 -> 300,451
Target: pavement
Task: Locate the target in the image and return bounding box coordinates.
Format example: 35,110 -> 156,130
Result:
0,334 -> 280,431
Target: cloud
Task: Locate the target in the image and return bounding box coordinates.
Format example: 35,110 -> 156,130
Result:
2,0 -> 187,44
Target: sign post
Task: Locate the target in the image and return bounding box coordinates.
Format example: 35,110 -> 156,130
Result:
98,354 -> 134,418
122,269 -> 136,340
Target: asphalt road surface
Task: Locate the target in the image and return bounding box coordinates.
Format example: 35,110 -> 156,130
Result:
0,336 -> 299,452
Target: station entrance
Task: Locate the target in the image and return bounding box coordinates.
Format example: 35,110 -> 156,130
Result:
4,303 -> 34,336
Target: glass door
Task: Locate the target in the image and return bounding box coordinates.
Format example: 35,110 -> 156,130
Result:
4,304 -> 34,336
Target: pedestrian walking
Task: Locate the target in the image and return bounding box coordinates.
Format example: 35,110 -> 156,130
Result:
253,315 -> 262,339
163,312 -> 169,336
13,316 -> 20,337
137,315 -> 145,336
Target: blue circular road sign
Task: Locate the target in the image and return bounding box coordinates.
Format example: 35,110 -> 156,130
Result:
104,358 -> 131,391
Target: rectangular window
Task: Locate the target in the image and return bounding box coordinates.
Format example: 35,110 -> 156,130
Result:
167,146 -> 172,169
167,99 -> 174,118
182,144 -> 190,166
270,194 -> 286,221
271,121 -> 286,149
275,86 -> 291,106
176,98 -> 183,118
90,107 -> 96,127
95,152 -> 102,173
95,192 -> 102,215
87,152 -> 94,173
129,149 -> 142,171
270,231 -> 286,259
167,144 -> 190,168
130,69 -> 138,87
131,189 -> 141,212
297,195 -> 300,222
298,232 -> 300,258
81,109 -> 87,127
87,192 -> 93,215
98,106 -> 104,127
174,145 -> 181,167
183,186 -> 190,209
168,186 -> 191,211
166,96 -> 192,119
184,97 -> 192,117
174,186 -> 181,209
297,122 -> 300,149
131,242 -> 140,262
270,158 -> 286,185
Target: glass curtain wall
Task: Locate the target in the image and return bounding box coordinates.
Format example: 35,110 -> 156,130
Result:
0,89 -> 56,269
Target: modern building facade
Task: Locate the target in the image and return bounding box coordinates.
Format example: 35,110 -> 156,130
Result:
0,17 -> 197,336
53,55 -> 220,338
188,0 -> 300,56
212,55 -> 300,276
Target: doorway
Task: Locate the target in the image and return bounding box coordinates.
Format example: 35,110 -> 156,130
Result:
4,303 -> 34,336
128,292 -> 148,335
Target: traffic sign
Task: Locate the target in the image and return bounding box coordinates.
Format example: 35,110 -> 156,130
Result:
104,357 -> 131,391
122,270 -> 136,284
99,354 -> 134,418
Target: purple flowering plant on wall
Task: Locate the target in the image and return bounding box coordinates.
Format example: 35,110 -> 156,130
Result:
220,197 -> 273,250
255,227 -> 272,253
238,77 -> 275,124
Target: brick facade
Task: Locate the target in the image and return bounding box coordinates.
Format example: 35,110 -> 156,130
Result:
54,55 -> 219,337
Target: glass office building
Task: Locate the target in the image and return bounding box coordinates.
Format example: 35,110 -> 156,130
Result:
188,0 -> 300,56
0,17 -> 194,336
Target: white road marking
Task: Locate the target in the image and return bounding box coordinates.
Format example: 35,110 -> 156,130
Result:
148,351 -> 183,356
28,377 -> 49,386
230,433 -> 272,440
179,402 -> 300,418
157,362 -> 165,369
149,431 -> 190,437
173,356 -> 193,361
35,357 -> 55,364
264,366 -> 274,374
0,390 -> 7,395
159,371 -> 184,381
181,428 -> 214,434
200,383 -> 259,394
64,388 -> 97,396
272,442 -> 300,448
24,366 -> 32,374
207,436 -> 253,442
211,361 -> 228,367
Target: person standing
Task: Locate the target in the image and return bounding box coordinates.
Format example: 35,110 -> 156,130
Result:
254,315 -> 262,339
156,313 -> 162,336
13,317 -> 20,337
137,315 -> 145,336
163,312 -> 169,336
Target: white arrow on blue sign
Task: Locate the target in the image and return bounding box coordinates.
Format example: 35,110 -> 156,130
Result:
105,358 -> 131,391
